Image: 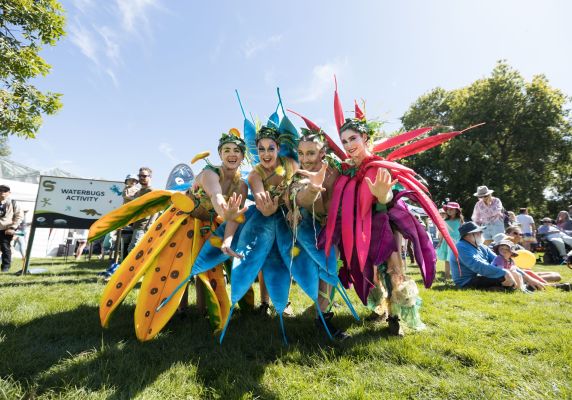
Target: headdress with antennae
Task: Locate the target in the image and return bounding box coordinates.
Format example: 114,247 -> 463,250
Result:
235,88 -> 300,164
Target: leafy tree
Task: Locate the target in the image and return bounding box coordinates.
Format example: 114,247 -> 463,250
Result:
399,61 -> 572,218
0,136 -> 9,156
0,0 -> 65,138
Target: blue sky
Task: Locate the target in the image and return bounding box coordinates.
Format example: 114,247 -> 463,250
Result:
9,0 -> 572,187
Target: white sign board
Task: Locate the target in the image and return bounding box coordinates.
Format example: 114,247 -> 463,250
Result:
33,176 -> 124,229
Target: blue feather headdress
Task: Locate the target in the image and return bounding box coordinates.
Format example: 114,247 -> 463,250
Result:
235,88 -> 300,164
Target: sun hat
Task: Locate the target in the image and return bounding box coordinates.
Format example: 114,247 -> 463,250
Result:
125,174 -> 139,183
443,201 -> 461,210
474,186 -> 494,197
540,217 -> 553,223
458,221 -> 486,237
493,240 -> 519,257
492,233 -> 511,246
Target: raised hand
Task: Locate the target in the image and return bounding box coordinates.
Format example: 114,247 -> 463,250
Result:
221,192 -> 248,222
296,162 -> 328,193
255,191 -> 279,216
365,168 -> 398,204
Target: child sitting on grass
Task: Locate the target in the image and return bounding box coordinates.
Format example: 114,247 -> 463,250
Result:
492,240 -> 528,292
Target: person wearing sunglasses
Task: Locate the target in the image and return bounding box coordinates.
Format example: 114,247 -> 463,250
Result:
127,167 -> 157,253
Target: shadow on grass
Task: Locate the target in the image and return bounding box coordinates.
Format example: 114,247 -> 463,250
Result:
0,278 -> 99,288
0,299 -> 388,399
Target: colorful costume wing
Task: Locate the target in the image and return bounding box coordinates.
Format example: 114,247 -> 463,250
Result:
275,88 -> 299,162
88,190 -> 173,242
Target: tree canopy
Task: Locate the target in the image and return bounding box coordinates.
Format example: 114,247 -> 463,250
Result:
0,0 -> 65,139
399,61 -> 572,217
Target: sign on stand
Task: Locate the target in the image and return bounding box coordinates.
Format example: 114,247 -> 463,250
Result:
23,176 -> 124,274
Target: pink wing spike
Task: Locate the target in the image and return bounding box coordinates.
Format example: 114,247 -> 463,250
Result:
341,179 -> 357,267
287,109 -> 320,132
385,123 -> 484,161
386,131 -> 461,161
372,127 -> 433,153
334,75 -> 345,133
354,100 -> 365,120
398,174 -> 459,263
324,175 -> 350,256
287,109 -> 347,160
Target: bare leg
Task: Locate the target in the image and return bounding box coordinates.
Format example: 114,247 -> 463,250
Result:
537,271 -> 561,282
195,279 -> 205,313
75,241 -> 87,260
317,279 -> 331,313
258,271 -> 269,304
444,261 -> 451,280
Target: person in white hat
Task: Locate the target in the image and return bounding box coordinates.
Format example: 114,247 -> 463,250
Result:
471,185 -> 504,245
122,174 -> 140,204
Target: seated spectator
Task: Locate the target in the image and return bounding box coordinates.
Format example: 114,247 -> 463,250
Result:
556,211 -> 572,233
491,239 -> 527,291
537,217 -> 572,262
500,229 -> 564,285
449,222 -> 519,289
515,207 -> 536,250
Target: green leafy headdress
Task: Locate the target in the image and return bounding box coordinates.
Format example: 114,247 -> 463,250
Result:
218,128 -> 246,154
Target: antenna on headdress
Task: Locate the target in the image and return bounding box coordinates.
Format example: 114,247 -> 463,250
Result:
354,100 -> 365,120
333,75 -> 345,133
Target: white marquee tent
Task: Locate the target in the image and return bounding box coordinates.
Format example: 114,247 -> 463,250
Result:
1,157 -> 81,258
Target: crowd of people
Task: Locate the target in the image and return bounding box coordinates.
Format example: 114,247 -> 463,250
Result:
3,87 -> 571,345
435,187 -> 572,292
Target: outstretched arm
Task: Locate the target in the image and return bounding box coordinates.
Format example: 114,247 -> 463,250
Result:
196,169 -> 228,218
249,170 -> 279,217
294,163 -> 328,208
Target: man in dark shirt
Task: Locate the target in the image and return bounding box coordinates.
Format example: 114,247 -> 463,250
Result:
0,185 -> 24,272
127,167 -> 159,253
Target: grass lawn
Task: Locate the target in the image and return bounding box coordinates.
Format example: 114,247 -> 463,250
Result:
0,257 -> 571,399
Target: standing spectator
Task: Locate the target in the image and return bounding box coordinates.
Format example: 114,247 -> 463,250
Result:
537,217 -> 572,261
12,210 -> 30,267
127,167 -> 158,253
436,202 -> 464,280
555,211 -> 572,233
516,208 -> 536,250
122,174 -> 139,204
506,211 -> 517,227
0,185 -> 24,272
471,185 -> 504,245
72,229 -> 89,260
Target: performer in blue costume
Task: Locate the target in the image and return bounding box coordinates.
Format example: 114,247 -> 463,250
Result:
162,91 -> 356,343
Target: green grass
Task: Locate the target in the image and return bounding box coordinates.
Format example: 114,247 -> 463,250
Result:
0,258 -> 571,399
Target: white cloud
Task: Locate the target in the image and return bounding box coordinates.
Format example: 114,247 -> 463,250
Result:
96,26 -> 121,65
69,22 -> 99,65
293,58 -> 349,104
71,0 -> 95,14
159,143 -> 178,162
242,34 -> 283,59
210,33 -> 225,63
68,0 -> 164,87
116,0 -> 160,34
